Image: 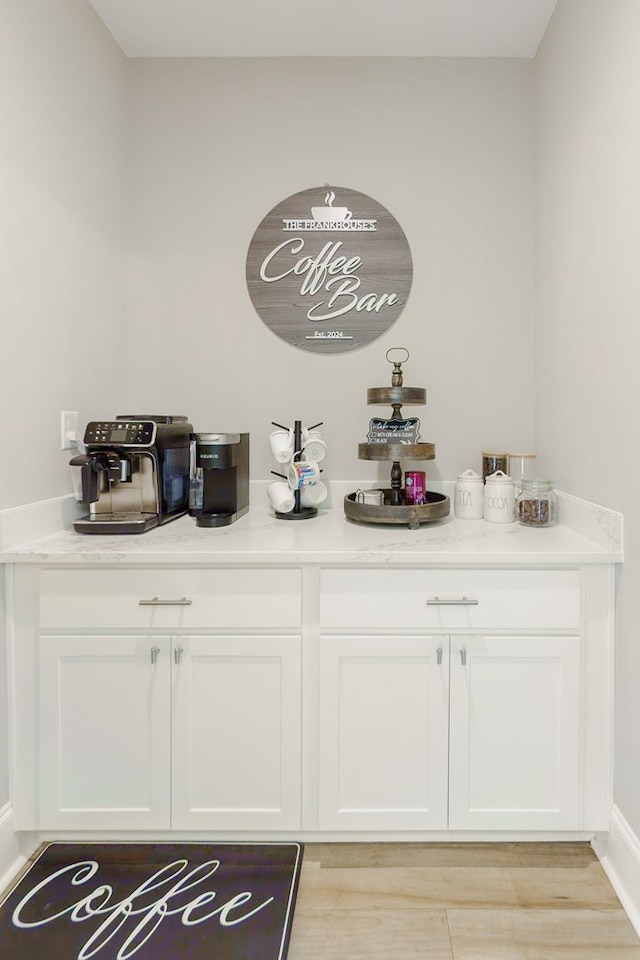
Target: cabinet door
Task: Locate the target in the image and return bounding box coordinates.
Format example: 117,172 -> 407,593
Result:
318,635 -> 449,830
448,635 -> 581,830
39,635 -> 171,829
171,635 -> 301,830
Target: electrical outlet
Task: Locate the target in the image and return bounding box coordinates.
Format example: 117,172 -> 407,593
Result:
60,411 -> 80,450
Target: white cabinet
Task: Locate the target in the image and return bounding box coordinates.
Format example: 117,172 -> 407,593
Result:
318,635 -> 450,830
34,567 -> 303,831
318,632 -> 581,832
39,635 -> 171,830
318,568 -> 591,833
9,558 -> 612,838
171,634 -> 301,830
447,634 -> 581,830
38,633 -> 301,831
39,567 -> 302,630
319,568 -> 581,631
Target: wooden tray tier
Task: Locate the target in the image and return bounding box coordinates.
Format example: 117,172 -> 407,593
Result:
344,490 -> 450,528
358,442 -> 435,461
367,386 -> 426,406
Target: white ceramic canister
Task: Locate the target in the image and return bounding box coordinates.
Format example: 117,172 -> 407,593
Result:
483,470 -> 516,523
454,468 -> 484,519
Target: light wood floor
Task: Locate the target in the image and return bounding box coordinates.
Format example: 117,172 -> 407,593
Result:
287,842 -> 640,960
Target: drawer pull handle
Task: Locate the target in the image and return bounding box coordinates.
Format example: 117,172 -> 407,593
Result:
427,596 -> 479,606
150,647 -> 160,664
138,597 -> 193,606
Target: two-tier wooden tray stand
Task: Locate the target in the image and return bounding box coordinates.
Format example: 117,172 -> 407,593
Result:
344,349 -> 450,529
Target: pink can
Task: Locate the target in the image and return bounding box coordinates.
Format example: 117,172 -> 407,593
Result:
404,471 -> 426,505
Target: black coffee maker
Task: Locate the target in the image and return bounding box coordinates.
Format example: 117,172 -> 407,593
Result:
70,415 -> 193,534
189,433 -> 249,527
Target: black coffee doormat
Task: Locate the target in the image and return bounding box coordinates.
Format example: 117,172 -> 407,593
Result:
0,841 -> 303,960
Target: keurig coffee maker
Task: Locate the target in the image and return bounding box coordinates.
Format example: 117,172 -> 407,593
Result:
70,415 -> 193,533
189,433 -> 249,527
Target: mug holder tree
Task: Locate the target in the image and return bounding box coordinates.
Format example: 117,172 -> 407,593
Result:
344,349 -> 450,529
271,418 -> 322,520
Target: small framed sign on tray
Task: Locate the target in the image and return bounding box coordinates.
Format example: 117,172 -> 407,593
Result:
367,417 -> 421,445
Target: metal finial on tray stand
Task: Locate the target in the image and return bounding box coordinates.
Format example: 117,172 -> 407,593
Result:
271,419 -> 322,520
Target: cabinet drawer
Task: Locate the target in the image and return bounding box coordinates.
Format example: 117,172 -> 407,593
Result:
320,568 -> 581,630
40,568 -> 302,630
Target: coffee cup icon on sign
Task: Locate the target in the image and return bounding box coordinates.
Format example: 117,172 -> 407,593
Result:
311,190 -> 352,222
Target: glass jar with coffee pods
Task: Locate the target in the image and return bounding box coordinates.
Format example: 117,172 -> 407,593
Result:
516,479 -> 558,527
482,451 -> 508,481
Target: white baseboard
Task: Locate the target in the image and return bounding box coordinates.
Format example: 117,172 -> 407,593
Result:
593,805 -> 640,937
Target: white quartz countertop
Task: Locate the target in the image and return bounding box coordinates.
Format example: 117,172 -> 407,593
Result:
0,487 -> 623,566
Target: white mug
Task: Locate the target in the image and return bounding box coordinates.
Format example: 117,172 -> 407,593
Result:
267,480 -> 295,513
269,429 -> 294,464
301,430 -> 327,463
287,460 -> 320,490
300,480 -> 328,507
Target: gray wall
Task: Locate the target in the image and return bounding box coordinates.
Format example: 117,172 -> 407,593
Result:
0,0 -> 127,808
0,0 -> 128,513
126,57 -> 536,483
535,0 -> 640,836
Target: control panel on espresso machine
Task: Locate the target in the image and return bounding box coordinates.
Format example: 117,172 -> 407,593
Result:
84,421 -> 158,447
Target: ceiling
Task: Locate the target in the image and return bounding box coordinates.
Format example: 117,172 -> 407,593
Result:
88,0 -> 558,59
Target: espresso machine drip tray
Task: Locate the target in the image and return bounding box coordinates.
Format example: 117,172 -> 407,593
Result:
74,513 -> 160,535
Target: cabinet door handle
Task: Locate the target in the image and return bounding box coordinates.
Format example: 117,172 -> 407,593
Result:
460,648 -> 467,666
150,647 -> 160,664
138,597 -> 193,606
427,596 -> 479,606
174,647 -> 184,665
436,647 -> 443,665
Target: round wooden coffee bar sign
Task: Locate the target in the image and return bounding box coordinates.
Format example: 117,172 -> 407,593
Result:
246,186 -> 413,354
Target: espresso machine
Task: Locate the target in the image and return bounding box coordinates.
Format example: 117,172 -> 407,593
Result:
189,433 -> 249,527
70,415 -> 193,534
